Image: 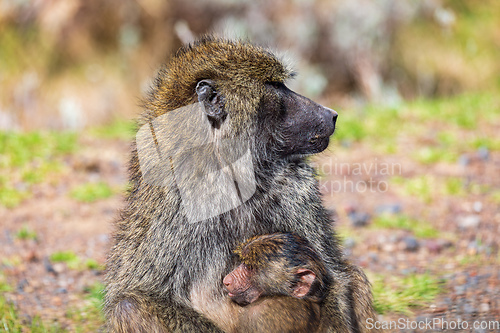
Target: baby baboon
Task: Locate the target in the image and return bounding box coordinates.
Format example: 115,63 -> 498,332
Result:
105,36 -> 377,333
224,233 -> 330,333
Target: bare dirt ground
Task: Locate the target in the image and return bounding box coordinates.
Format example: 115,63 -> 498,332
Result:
1,132 -> 499,332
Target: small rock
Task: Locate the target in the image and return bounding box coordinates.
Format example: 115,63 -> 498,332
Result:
343,238 -> 356,249
463,303 -> 477,315
456,274 -> 467,285
400,267 -> 417,275
348,212 -> 370,227
415,315 -> 432,325
52,296 -> 63,307
388,234 -> 398,244
53,263 -> 66,274
382,243 -> 396,252
17,279 -> 29,292
368,252 -> 379,263
437,239 -> 453,249
375,204 -> 402,215
454,285 -> 466,295
402,236 -> 419,252
24,249 -> 38,262
343,203 -> 357,215
473,201 -> 483,213
97,234 -> 109,243
468,241 -> 480,255
425,240 -> 442,254
44,257 -> 57,275
4,230 -> 13,244
341,140 -> 352,148
457,215 -> 480,229
55,288 -> 68,294
458,154 -> 470,166
477,146 -> 489,161
479,303 -> 490,312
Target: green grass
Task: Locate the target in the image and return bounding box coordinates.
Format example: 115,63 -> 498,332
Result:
335,92 -> 499,162
0,131 -> 77,208
84,259 -> 103,271
444,177 -> 466,196
15,225 -> 38,241
49,251 -> 103,271
84,282 -> 105,311
491,191 -> 500,204
469,136 -> 500,151
67,282 -> 105,332
391,176 -> 433,203
0,186 -> 30,209
373,213 -> 440,239
1,274 -> 67,332
0,132 -> 77,168
412,146 -> 458,164
370,273 -> 442,315
70,182 -> 113,203
88,119 -> 135,140
335,105 -> 401,145
50,251 -> 81,270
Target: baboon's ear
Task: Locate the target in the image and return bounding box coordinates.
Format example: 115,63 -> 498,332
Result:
292,268 -> 316,298
196,79 -> 227,128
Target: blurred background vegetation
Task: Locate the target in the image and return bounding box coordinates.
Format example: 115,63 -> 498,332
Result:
1,0 -> 499,130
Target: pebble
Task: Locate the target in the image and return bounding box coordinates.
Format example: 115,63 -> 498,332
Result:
53,263 -> 66,274
375,203 -> 402,215
477,147 -> 489,161
368,252 -> 379,263
425,240 -> 442,254
467,240 -> 485,255
463,303 -> 477,315
44,257 -> 57,275
400,267 -> 417,275
473,201 -> 483,213
17,279 -> 29,292
479,303 -> 490,312
454,285 -> 466,295
348,212 -> 370,227
402,236 -> 419,252
343,237 -> 356,249
55,288 -> 68,294
52,296 -> 63,307
341,140 -> 352,148
382,243 -> 396,252
458,154 -> 470,166
457,215 -> 480,229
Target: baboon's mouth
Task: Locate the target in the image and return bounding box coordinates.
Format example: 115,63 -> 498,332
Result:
309,135 -> 331,144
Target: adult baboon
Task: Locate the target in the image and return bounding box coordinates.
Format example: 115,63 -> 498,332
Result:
105,36 -> 376,333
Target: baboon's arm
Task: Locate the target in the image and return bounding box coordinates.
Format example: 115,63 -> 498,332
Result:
106,295 -> 224,333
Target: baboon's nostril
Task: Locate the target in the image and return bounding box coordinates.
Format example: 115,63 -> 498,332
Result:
331,109 -> 338,124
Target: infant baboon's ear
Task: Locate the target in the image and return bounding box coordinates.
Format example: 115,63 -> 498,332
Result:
196,79 -> 227,128
292,268 -> 316,298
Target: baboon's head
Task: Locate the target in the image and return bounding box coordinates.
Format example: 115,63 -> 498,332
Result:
142,37 -> 337,163
224,233 -> 330,305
